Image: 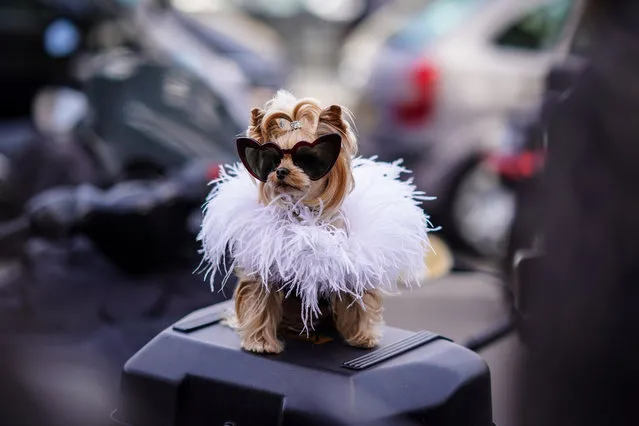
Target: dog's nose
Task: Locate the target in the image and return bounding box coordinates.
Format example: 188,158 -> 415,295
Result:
276,168 -> 290,180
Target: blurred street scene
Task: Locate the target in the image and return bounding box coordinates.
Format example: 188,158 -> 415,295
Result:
3,0 -> 638,425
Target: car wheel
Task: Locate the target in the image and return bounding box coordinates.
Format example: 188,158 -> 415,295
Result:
450,162 -> 516,258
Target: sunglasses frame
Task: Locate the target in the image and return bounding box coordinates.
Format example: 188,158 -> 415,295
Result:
236,133 -> 342,182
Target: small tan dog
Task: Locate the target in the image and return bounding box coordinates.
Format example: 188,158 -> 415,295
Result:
200,90 -> 430,355
233,92 -> 383,354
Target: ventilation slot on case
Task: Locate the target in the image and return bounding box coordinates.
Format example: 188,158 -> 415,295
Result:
342,331 -> 451,370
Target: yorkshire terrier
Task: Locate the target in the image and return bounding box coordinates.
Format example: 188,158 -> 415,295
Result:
232,91 -> 383,354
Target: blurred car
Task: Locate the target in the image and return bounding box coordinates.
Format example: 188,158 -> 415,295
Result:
342,0 -> 584,197
344,0 -> 584,148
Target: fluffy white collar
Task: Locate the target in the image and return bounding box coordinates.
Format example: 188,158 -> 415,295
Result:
198,157 -> 433,327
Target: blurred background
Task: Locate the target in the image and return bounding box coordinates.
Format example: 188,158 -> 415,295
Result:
0,0 -> 591,425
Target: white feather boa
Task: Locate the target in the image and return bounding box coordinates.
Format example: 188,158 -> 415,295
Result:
198,157 -> 433,327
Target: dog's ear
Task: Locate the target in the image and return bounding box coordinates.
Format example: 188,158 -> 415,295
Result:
319,105 -> 357,156
319,105 -> 347,134
248,107 -> 265,140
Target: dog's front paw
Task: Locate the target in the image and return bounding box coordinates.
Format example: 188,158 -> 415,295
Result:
345,332 -> 381,349
242,336 -> 284,354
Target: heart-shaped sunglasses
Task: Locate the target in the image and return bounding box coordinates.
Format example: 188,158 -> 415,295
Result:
236,133 -> 342,182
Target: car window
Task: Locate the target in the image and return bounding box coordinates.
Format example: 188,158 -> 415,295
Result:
386,0 -> 487,52
495,0 -> 573,51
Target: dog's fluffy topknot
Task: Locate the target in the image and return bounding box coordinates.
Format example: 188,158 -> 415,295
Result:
247,90 -> 357,156
264,89 -> 299,113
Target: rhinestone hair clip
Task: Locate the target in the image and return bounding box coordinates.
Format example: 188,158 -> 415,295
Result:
290,121 -> 303,131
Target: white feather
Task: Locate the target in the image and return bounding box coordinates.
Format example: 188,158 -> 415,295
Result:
198,157 -> 434,328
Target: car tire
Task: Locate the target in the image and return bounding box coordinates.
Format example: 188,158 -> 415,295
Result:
438,156 -> 516,259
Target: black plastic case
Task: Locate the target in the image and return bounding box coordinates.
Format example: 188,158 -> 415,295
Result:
112,301 -> 493,426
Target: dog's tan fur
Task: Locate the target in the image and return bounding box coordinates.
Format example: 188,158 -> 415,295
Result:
234,277 -> 284,354
233,94 -> 383,354
331,290 -> 383,349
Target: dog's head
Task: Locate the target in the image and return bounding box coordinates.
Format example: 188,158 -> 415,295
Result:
245,91 -> 357,218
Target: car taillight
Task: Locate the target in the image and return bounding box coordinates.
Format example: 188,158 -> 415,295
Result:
393,60 -> 438,126
486,150 -> 546,180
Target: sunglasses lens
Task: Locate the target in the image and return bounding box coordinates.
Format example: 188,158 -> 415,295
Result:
244,144 -> 281,181
293,135 -> 341,180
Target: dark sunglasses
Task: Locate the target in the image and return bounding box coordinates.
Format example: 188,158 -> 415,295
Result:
236,133 -> 342,182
